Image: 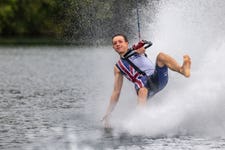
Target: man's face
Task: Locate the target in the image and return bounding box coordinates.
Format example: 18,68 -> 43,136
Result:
112,36 -> 129,55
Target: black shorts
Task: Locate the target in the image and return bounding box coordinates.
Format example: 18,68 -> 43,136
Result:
147,65 -> 168,97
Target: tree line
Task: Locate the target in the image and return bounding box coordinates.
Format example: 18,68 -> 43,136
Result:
0,0 -> 152,44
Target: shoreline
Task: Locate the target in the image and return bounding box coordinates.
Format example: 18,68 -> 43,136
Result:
0,37 -> 111,47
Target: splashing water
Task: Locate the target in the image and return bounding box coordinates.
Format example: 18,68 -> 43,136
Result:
121,0 -> 225,137
2,1 -> 225,150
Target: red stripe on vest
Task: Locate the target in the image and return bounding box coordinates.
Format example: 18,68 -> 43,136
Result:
118,60 -> 144,88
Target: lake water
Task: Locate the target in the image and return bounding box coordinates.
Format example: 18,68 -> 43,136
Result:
0,46 -> 225,150
0,46 -> 114,150
1,0 -> 225,149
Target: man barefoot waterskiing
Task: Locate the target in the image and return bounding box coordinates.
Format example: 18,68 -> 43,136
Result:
102,34 -> 191,128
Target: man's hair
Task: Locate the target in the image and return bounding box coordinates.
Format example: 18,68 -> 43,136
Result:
112,34 -> 128,42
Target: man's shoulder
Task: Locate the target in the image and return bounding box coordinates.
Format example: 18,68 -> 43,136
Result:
114,65 -> 120,71
114,65 -> 122,74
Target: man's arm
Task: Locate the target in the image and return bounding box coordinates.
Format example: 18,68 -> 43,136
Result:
102,65 -> 123,128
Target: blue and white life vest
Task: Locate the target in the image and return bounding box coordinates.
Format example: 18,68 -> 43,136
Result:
116,50 -> 155,90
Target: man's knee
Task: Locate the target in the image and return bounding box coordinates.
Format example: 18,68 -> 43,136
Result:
156,52 -> 166,67
157,52 -> 167,61
137,88 -> 148,105
138,88 -> 148,97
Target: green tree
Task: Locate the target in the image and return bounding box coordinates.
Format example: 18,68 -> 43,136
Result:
0,0 -> 60,36
0,0 -> 151,44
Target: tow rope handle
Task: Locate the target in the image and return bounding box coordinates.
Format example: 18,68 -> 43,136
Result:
132,40 -> 153,50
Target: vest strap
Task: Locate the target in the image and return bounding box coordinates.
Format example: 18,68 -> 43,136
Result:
122,49 -> 146,76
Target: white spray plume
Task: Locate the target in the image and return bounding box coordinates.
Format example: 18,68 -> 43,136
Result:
121,0 -> 225,137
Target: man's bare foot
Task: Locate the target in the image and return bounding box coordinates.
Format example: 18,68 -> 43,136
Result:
180,55 -> 191,77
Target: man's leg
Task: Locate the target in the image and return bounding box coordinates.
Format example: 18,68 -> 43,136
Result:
156,52 -> 191,77
137,87 -> 148,106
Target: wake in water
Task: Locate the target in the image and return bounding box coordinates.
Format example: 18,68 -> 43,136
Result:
114,0 -> 225,137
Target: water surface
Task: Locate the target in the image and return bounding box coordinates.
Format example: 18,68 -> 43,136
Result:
0,46 -> 224,150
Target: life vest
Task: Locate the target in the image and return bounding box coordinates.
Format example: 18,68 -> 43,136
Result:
115,49 -> 155,90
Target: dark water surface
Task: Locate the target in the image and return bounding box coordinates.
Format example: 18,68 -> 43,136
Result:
0,47 -> 224,150
0,47 -> 110,150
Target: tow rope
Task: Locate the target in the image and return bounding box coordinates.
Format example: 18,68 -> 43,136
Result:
136,0 -> 141,41
134,0 -> 152,50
